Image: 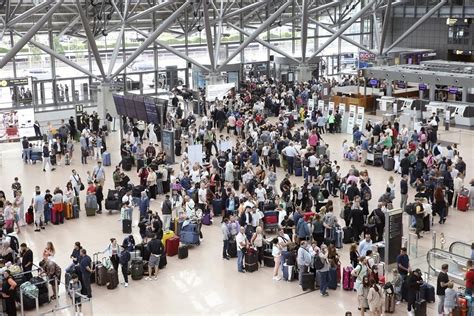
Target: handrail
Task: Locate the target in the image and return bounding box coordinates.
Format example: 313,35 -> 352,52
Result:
449,241 -> 473,258
427,248 -> 470,284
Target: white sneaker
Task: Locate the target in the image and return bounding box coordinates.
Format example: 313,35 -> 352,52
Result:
396,301 -> 401,305
145,277 -> 151,281
154,276 -> 158,280
124,282 -> 128,287
275,276 -> 282,281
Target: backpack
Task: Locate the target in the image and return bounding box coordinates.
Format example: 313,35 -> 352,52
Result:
317,191 -> 325,202
374,211 -> 383,225
404,203 -> 416,216
313,254 -> 324,270
361,186 -> 372,201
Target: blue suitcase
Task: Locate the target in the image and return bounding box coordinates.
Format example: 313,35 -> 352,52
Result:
102,152 -> 111,166
295,167 -> 303,177
180,223 -> 200,245
212,199 -> 223,216
419,282 -> 435,303
328,267 -> 338,290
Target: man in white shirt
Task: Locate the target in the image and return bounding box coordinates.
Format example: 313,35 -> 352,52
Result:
308,153 -> 318,182
184,195 -> 195,218
236,226 -> 247,273
282,142 -> 299,175
254,183 -> 267,211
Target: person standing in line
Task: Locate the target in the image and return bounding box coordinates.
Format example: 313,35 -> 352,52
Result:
78,249 -> 93,298
406,269 -> 423,316
161,195 -> 172,231
396,247 -> 410,282
221,218 -> 230,260
42,143 -> 55,172
465,259 -> 474,295
358,234 -> 373,257
145,234 -> 164,281
367,279 -> 384,316
19,243 -> 33,281
236,226 -> 248,273
400,174 -> 409,210
318,244 -> 330,297
436,264 -> 450,316
31,186 -> 45,232
92,161 -> 105,187
119,244 -> 130,287
296,240 -> 312,288
1,270 -> 18,316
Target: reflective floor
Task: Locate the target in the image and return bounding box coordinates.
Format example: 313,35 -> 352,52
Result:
0,118 -> 473,315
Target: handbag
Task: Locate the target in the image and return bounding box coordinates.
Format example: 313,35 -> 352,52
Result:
80,183 -> 85,191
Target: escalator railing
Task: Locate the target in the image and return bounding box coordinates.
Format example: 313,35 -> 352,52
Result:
449,241 -> 473,260
427,248 -> 470,284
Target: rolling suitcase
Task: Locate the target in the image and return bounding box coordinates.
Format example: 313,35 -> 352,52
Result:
301,271 -> 315,291
122,156 -> 133,171
178,246 -> 188,259
107,269 -> 119,289
343,226 -> 354,244
26,206 -> 34,224
50,154 -> 57,166
414,299 -> 427,316
161,231 -> 175,251
131,258 -> 144,280
85,195 -> 97,216
334,227 -> 343,249
166,236 -> 180,257
457,195 -> 469,212
245,250 -> 258,272
385,293 -> 395,313
180,223 -> 200,245
419,282 -> 435,303
201,213 -> 212,225
159,254 -> 167,269
212,199 -> 223,216
122,219 -> 132,234
64,202 -> 73,220
228,239 -> 237,258
102,152 -> 111,166
328,267 -> 338,289
95,262 -> 108,286
343,266 -> 354,291
383,157 -> 395,171
263,248 -> 274,267
422,215 -> 430,232
295,167 -> 303,177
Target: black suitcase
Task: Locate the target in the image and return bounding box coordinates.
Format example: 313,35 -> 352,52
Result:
131,258 -> 144,280
233,180 -> 240,191
105,199 -> 120,211
212,199 -> 223,216
383,157 -> 395,171
159,254 -> 167,269
228,239 -> 237,258
122,156 -> 133,171
414,299 -> 427,316
178,246 -> 188,259
263,249 -> 275,267
122,219 -> 132,234
301,272 -> 315,291
422,215 -> 430,232
245,251 -> 258,272
343,227 -> 354,244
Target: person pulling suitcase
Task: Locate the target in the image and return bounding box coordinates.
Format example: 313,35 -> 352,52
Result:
119,244 -> 130,287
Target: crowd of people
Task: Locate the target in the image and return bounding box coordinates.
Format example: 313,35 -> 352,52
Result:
0,77 -> 473,316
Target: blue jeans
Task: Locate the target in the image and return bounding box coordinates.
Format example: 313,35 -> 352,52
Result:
319,270 -> 329,294
23,148 -> 31,162
280,251 -> 290,279
237,250 -> 244,272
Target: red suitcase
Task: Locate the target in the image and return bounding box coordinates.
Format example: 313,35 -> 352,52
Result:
166,236 -> 180,257
6,127 -> 18,136
457,195 -> 469,212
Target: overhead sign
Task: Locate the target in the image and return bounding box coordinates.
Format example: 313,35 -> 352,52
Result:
448,87 -> 458,94
359,51 -> 376,61
206,82 -> 235,101
161,130 -> 175,164
419,83 -> 427,91
0,78 -> 29,87
369,79 -> 378,86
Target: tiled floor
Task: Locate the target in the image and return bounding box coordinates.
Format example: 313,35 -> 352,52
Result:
0,118 -> 473,315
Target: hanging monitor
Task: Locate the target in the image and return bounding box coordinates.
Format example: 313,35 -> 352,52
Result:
133,95 -> 148,121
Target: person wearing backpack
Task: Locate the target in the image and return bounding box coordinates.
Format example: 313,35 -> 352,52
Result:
312,214 -> 325,247
41,259 -> 61,300
369,204 -> 386,242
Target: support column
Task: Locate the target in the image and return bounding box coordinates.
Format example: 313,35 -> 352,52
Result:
97,83 -> 116,122
296,64 -> 312,82
429,85 -> 436,101
462,87 -> 468,102
386,81 -> 392,96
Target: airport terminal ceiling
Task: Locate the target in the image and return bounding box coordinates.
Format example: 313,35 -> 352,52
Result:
0,0 -> 404,76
